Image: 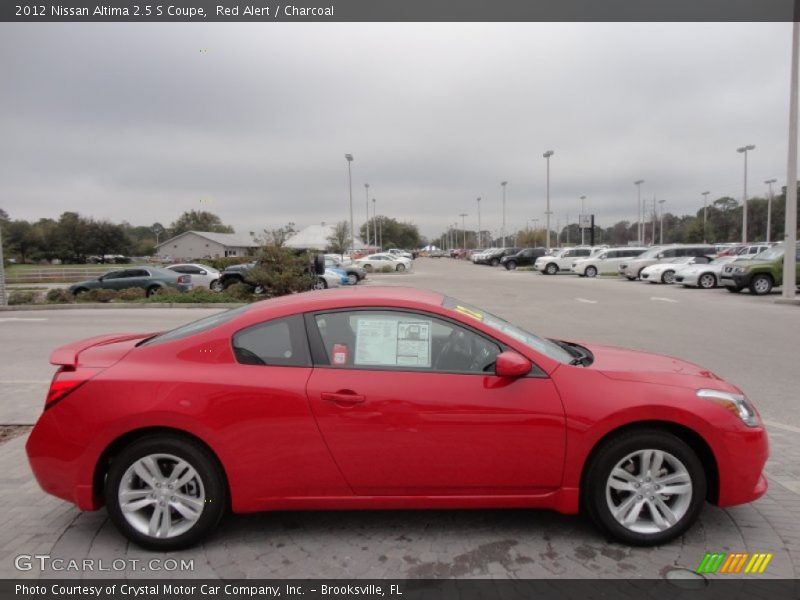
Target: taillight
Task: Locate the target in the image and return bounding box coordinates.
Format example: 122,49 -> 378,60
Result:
177,275 -> 191,284
45,366 -> 102,410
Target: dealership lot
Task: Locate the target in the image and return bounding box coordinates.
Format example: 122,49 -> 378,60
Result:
1,258 -> 799,578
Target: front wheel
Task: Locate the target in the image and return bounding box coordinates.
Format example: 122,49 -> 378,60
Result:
585,266 -> 598,278
698,273 -> 716,289
396,263 -> 406,272
750,274 -> 773,295
545,263 -> 559,275
105,435 -> 227,551
347,273 -> 358,285
582,430 -> 705,546
506,261 -> 517,270
661,270 -> 676,284
313,278 -> 328,290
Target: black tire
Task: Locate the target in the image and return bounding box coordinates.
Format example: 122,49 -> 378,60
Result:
698,273 -> 716,289
506,261 -> 517,270
637,267 -> 646,280
749,274 -> 773,296
72,287 -> 89,297
661,270 -> 676,284
209,279 -> 223,292
347,273 -> 358,285
490,258 -> 500,267
105,435 -> 227,551
146,286 -> 160,298
545,263 -> 559,275
582,429 -> 706,546
396,263 -> 406,272
585,266 -> 598,278
314,278 -> 328,290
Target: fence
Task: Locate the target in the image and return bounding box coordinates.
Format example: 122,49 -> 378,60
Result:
6,267 -> 110,284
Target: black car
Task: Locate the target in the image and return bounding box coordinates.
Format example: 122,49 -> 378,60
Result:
500,247 -> 547,270
218,253 -> 325,292
477,247 -> 520,266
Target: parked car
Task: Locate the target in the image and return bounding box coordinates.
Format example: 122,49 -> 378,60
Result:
572,247 -> 647,277
474,247 -> 520,266
324,257 -> 367,285
69,267 -> 191,297
534,247 -> 599,275
619,245 -> 716,280
319,269 -> 345,289
674,256 -> 744,289
166,264 -> 221,290
353,253 -> 412,272
501,248 -> 548,270
640,256 -> 713,284
720,243 -> 800,295
471,248 -> 497,263
387,248 -> 414,260
27,287 -> 767,550
428,250 -> 447,258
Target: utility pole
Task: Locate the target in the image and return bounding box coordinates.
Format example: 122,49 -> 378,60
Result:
701,191 -> 710,243
543,151 -> 554,249
459,213 -> 468,249
580,195 -> 586,245
652,196 -> 657,245
501,181 -> 508,247
765,179 -> 777,243
0,223 -> 6,306
364,183 -> 370,247
783,15 -> 798,300
372,198 -> 378,251
658,199 -> 666,244
476,197 -> 482,248
634,180 -> 645,245
345,154 -> 355,254
737,144 -> 755,244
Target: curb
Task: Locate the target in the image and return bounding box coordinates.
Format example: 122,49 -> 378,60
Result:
0,302 -> 245,311
774,298 -> 800,306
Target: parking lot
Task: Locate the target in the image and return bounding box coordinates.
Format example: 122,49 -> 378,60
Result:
1,257 -> 799,579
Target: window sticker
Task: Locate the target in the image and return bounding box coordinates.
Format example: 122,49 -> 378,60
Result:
354,317 -> 432,367
332,343 -> 348,365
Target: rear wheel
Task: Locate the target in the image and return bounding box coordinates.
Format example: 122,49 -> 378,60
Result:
347,273 -> 358,285
750,274 -> 773,295
146,286 -> 160,298
545,263 -> 558,275
698,273 -> 716,289
72,287 -> 89,297
396,263 -> 406,272
105,435 -> 227,551
506,261 -> 517,270
313,278 -> 327,290
209,279 -> 223,292
583,429 -> 705,546
585,265 -> 598,278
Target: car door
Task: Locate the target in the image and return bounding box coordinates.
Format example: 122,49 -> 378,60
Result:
102,269 -> 135,290
304,309 -> 566,496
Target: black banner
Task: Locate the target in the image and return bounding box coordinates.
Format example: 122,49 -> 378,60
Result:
2,580 -> 800,600
0,0 -> 796,23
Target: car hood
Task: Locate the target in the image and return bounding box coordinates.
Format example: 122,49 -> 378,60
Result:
579,342 -> 737,391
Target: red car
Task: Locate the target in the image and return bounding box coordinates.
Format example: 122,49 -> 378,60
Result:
26,287 -> 768,550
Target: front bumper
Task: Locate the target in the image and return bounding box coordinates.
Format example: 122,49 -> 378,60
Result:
721,273 -> 750,289
715,425 -> 769,507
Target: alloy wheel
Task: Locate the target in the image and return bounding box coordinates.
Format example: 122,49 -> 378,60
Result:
605,449 -> 692,534
662,270 -> 676,284
698,273 -> 716,289
118,453 -> 206,539
586,266 -> 598,278
347,274 -> 358,285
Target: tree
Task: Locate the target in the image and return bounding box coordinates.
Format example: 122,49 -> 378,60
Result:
169,210 -> 234,236
4,220 -> 38,263
0,208 -> 9,222
327,221 -> 350,254
54,212 -> 92,263
88,221 -> 129,261
361,217 -> 421,249
262,222 -> 297,247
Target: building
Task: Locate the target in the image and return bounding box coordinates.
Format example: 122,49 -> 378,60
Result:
155,231 -> 260,261
284,224 -> 368,251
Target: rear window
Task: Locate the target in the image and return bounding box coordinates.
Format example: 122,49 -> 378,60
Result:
139,305 -> 253,346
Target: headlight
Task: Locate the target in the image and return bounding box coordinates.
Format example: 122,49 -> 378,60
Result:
697,389 -> 759,427
732,266 -> 745,274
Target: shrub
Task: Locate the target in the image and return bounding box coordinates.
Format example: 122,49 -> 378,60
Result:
226,282 -> 255,301
8,290 -> 37,305
246,247 -> 316,297
205,256 -> 254,271
45,288 -> 74,303
117,287 -> 147,301
153,285 -> 180,298
78,289 -> 118,303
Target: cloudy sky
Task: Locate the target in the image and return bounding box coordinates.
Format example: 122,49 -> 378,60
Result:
0,22 -> 794,239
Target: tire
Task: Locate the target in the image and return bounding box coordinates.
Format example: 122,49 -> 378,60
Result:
313,278 -> 327,290
582,429 -> 705,546
506,261 -> 517,270
637,267 -> 646,280
146,286 -> 160,298
396,263 -> 406,272
209,279 -> 223,292
698,273 -> 716,289
749,274 -> 773,296
347,273 -> 358,285
545,263 -> 559,275
661,270 -> 676,284
104,435 -> 227,551
222,277 -> 242,290
253,285 -> 267,295
585,266 -> 598,278
491,258 -> 500,267
72,287 -> 89,297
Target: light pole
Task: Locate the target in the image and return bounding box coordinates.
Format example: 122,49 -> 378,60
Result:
658,199 -> 666,244
543,150 -> 554,249
476,197 -> 482,248
701,191 -> 710,243
372,198 -> 378,251
579,195 -> 586,245
0,221 -> 6,306
501,181 -> 508,247
737,145 -> 755,244
783,17 -> 798,300
634,180 -> 644,245
764,179 -> 777,243
459,213 -> 468,249
364,183 -> 370,248
345,154 -> 354,254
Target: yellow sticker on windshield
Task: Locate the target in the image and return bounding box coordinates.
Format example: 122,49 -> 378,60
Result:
454,305 -> 484,321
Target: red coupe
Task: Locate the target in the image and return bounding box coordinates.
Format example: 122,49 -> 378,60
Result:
26,287 -> 768,550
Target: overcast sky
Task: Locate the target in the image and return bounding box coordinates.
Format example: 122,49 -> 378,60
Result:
0,22 -> 794,239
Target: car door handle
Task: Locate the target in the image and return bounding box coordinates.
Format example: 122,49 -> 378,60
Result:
321,391 -> 366,406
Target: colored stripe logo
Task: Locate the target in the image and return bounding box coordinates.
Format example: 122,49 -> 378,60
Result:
696,552 -> 773,574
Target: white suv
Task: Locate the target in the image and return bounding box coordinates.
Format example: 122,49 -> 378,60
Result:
572,247 -> 647,277
534,247 -> 604,275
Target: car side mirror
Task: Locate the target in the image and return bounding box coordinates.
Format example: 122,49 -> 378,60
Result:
495,351 -> 531,378
656,253 -> 664,259
199,270 -> 207,275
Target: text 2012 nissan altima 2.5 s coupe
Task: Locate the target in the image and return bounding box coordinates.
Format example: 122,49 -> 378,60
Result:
26,287 -> 768,550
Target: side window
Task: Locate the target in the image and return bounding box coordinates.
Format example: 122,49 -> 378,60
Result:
232,315 -> 310,367
576,249 -> 591,257
663,249 -> 678,258
313,311 -> 501,374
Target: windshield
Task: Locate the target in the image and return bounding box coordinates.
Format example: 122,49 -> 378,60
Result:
753,246 -> 784,261
139,305 -> 253,346
442,297 -> 573,364
668,257 -> 694,265
637,247 -> 664,259
711,256 -> 736,265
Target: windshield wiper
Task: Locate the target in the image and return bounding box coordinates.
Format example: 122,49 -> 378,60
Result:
551,339 -> 591,366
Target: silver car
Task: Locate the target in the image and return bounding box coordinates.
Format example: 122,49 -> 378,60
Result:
619,244 -> 716,280
674,255 -> 747,289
